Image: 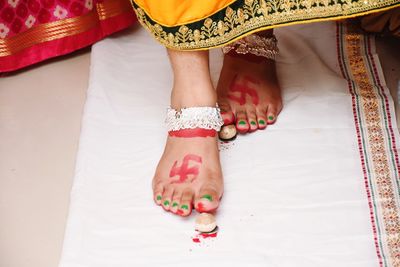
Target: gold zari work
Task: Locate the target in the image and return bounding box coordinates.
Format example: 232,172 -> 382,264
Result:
132,0 -> 399,50
343,23 -> 400,265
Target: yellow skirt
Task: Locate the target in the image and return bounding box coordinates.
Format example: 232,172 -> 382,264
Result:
130,0 -> 400,50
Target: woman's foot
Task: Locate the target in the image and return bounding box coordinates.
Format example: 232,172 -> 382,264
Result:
217,42 -> 282,133
152,49 -> 223,217
153,134 -> 223,216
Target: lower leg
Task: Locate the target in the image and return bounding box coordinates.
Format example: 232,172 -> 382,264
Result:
168,49 -> 216,108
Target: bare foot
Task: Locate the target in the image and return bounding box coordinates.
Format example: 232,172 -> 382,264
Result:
152,49 -> 223,217
153,132 -> 223,216
217,52 -> 282,133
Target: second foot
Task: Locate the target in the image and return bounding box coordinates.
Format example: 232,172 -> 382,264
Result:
217,51 -> 282,134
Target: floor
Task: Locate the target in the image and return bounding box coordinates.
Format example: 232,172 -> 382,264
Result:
0,49 -> 90,267
0,33 -> 398,267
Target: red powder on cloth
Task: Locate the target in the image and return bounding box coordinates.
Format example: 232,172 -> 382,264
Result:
192,230 -> 218,244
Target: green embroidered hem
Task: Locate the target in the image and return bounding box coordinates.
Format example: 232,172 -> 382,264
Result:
131,0 -> 400,50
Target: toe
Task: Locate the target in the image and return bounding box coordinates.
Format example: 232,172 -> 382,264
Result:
256,108 -> 267,130
266,99 -> 283,125
170,190 -> 182,214
161,186 -> 174,211
221,111 -> 235,126
235,110 -> 249,134
195,187 -> 221,213
219,100 -> 235,125
177,188 -> 194,217
267,106 -> 279,125
153,180 -> 164,205
246,109 -> 258,132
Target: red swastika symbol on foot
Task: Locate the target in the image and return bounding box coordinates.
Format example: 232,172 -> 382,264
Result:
169,154 -> 202,184
227,76 -> 259,106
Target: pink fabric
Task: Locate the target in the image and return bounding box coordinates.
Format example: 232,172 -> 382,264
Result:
0,0 -> 137,72
0,0 -> 100,38
0,11 -> 135,72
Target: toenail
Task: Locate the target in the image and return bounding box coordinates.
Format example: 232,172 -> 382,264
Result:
163,200 -> 170,206
238,121 -> 246,125
259,119 -> 265,125
156,195 -> 162,201
250,121 -> 256,125
181,204 -> 189,210
201,194 -> 213,201
172,202 -> 178,207
268,115 -> 274,121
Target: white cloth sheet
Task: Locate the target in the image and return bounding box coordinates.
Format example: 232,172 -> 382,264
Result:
59,22 -> 398,266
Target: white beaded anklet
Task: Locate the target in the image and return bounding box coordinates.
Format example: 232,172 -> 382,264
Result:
166,106 -> 223,132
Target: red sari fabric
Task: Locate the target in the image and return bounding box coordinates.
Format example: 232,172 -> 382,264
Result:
0,0 -> 136,72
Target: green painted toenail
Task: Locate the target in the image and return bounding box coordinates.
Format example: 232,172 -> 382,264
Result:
268,115 -> 274,121
238,121 -> 246,125
172,202 -> 178,207
181,204 -> 189,210
201,194 -> 213,201
156,195 -> 162,201
250,121 -> 257,125
163,200 -> 170,206
259,119 -> 265,125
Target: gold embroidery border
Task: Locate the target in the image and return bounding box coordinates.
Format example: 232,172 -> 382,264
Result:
342,23 -> 400,266
97,0 -> 132,20
0,0 -> 132,57
131,0 -> 400,50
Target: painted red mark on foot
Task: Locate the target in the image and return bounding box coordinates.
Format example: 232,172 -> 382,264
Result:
169,128 -> 216,138
221,112 -> 235,125
169,154 -> 202,184
228,75 -> 260,106
243,75 -> 261,85
237,126 -> 249,134
177,209 -> 185,216
248,127 -> 257,133
196,202 -> 206,213
196,202 -> 218,213
192,237 -> 201,243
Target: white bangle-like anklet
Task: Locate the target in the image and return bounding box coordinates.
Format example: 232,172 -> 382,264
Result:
166,106 -> 224,132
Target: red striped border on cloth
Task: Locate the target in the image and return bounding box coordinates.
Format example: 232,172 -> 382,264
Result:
337,22 -> 400,267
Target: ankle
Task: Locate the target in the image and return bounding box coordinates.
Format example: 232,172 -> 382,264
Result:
171,83 -> 217,109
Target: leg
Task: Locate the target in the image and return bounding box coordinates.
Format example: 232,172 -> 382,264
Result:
217,30 -> 283,133
152,49 -> 223,216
